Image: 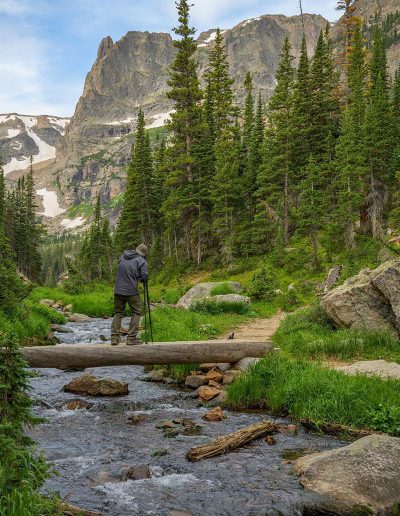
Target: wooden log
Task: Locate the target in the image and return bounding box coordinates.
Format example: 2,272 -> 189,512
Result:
186,420 -> 277,462
21,341 -> 272,369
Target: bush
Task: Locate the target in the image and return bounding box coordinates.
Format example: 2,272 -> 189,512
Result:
227,353 -> 400,434
247,264 -> 278,301
191,299 -> 251,315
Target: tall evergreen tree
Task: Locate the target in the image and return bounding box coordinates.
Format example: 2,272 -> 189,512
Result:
164,0 -> 203,261
0,160 -> 5,229
115,109 -> 155,251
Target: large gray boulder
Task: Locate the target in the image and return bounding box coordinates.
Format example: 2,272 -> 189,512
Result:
176,282 -> 243,309
321,260 -> 400,336
294,434 -> 400,514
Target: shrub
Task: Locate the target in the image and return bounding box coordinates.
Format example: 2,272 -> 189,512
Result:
247,265 -> 278,301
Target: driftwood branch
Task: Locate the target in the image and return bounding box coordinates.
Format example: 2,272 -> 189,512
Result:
186,420 -> 277,462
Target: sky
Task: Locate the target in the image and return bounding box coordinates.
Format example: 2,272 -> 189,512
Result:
0,0 -> 339,117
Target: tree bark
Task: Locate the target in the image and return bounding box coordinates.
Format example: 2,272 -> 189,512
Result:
21,341 -> 273,370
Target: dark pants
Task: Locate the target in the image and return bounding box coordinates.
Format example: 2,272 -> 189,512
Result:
111,294 -> 142,344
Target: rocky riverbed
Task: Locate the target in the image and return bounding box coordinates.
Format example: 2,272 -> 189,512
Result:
28,318 -> 348,515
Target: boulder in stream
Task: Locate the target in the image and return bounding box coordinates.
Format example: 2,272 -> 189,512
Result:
63,374 -> 129,396
294,434 -> 400,514
321,259 -> 400,336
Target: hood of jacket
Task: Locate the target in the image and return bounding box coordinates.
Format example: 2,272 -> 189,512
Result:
122,250 -> 139,260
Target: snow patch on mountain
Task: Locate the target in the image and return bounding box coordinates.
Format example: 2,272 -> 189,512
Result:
36,188 -> 66,218
241,17 -> 261,27
198,30 -> 227,47
7,128 -> 20,138
105,117 -> 136,126
4,157 -> 31,175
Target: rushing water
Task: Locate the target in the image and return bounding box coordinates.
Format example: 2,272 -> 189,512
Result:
28,318 -> 345,515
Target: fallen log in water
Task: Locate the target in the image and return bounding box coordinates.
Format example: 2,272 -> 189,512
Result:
186,420 -> 277,461
21,341 -> 273,369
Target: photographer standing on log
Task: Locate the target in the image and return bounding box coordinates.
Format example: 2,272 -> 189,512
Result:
111,244 -> 148,346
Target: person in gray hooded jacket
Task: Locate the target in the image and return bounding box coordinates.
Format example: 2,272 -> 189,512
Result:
111,244 -> 149,346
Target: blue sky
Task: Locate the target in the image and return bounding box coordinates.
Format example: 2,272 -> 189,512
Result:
0,0 -> 339,117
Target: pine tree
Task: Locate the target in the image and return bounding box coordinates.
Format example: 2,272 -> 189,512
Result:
164,0 -> 203,261
115,109 -> 155,252
0,160 -> 5,229
389,65 -> 400,227
363,27 -> 394,237
335,20 -> 368,248
24,157 -> 43,281
255,38 -> 295,248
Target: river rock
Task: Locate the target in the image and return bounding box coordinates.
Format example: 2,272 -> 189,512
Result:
293,434 -> 400,514
63,399 -> 93,410
63,374 -> 129,396
205,370 -> 223,383
185,374 -> 207,389
216,362 -> 231,372
202,406 -> 227,422
199,363 -> 217,372
321,259 -> 400,336
67,313 -> 91,323
147,369 -> 167,382
176,281 -> 243,309
50,324 -> 73,334
222,370 -> 242,385
196,385 -> 221,401
233,357 -> 261,371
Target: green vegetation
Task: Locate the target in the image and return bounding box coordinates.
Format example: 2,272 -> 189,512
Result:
210,282 -> 236,296
274,306 -> 400,363
191,299 -> 251,315
0,335 -> 61,514
66,203 -> 94,218
227,354 -> 400,436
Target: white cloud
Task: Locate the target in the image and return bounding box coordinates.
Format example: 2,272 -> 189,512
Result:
0,0 -> 28,15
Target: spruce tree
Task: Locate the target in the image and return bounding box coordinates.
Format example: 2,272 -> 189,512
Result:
255,38 -> 295,248
0,160 -> 4,229
115,109 -> 155,252
164,0 -> 203,261
364,27 -> 394,237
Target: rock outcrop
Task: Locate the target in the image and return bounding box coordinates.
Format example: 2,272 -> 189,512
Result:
176,282 -> 244,309
294,434 -> 400,514
321,260 -> 400,336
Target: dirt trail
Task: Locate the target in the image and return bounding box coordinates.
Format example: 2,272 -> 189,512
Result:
232,311 -> 286,342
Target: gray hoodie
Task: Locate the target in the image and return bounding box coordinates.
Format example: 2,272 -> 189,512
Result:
114,251 -> 149,296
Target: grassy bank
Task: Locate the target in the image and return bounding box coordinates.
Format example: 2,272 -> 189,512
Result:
227,354 -> 400,436
274,305 -> 400,363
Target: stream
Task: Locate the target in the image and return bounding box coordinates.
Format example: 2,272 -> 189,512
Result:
28,318 -> 346,515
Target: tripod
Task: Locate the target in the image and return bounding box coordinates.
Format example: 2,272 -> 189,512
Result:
142,283 -> 154,343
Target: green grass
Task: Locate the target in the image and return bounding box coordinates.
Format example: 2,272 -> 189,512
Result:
0,303 -> 66,343
227,353 -> 400,435
274,305 -> 400,363
210,282 -> 237,296
191,299 -> 252,315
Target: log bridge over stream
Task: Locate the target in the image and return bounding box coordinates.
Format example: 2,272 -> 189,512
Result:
22,341 -> 273,369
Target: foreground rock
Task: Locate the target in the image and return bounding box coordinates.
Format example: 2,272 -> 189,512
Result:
335,359 -> 400,380
202,407 -> 227,422
63,374 -> 129,396
176,281 -> 243,309
67,313 -> 92,323
294,434 -> 400,514
321,259 -> 400,336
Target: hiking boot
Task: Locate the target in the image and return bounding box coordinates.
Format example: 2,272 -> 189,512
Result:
111,338 -> 120,346
126,338 -> 141,346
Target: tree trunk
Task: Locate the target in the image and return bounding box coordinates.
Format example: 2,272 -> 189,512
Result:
21,341 -> 273,370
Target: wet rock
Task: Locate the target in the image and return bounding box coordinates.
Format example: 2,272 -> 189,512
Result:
63,374 -> 129,397
127,415 -> 146,425
63,399 -> 93,410
277,424 -> 298,436
163,377 -> 176,385
321,259 -> 400,336
195,385 -> 221,401
202,407 -> 227,422
222,370 -> 242,385
265,436 -> 277,445
120,465 -> 152,481
146,369 -> 167,382
205,370 -> 223,383
208,380 -> 222,389
293,434 -> 400,514
47,332 -> 60,345
152,449 -> 169,457
176,281 -> 243,309
233,357 -> 260,372
67,313 -> 91,323
185,374 -> 207,389
50,324 -> 73,333
199,363 -> 217,372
